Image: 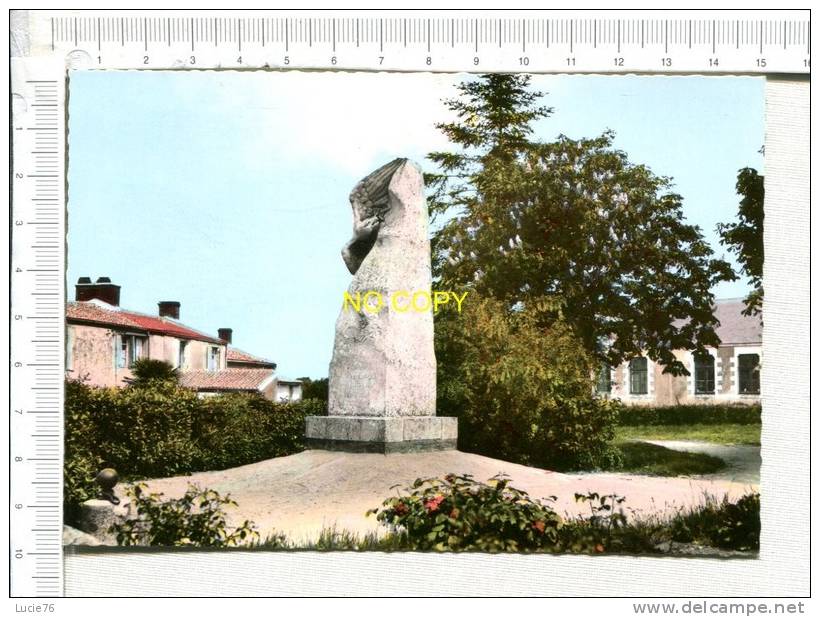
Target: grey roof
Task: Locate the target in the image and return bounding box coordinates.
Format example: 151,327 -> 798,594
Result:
713,298 -> 762,346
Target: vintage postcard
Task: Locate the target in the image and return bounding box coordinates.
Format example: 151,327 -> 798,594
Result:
9,9 -> 811,604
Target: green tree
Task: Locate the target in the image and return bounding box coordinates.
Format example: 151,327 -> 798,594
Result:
427,74 -> 736,375
436,294 -> 621,471
298,376 -> 329,402
717,167 -> 764,315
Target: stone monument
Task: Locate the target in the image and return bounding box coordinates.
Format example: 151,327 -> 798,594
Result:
305,158 -> 457,452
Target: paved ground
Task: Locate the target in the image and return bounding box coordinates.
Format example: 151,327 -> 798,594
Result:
123,449 -> 758,543
642,440 -> 761,485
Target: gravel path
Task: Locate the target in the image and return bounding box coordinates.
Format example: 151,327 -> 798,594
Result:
122,449 -> 758,543
642,440 -> 761,485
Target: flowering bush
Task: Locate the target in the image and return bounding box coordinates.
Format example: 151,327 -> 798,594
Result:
113,483 -> 258,547
367,474 -> 562,552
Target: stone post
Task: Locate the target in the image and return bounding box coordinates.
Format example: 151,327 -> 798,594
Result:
77,499 -> 127,545
305,158 -> 457,452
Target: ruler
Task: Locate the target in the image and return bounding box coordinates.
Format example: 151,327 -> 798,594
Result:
10,58 -> 66,598
7,8 -> 811,598
20,11 -> 811,73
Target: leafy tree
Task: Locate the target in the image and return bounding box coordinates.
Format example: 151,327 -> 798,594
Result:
129,358 -> 179,386
717,167 -> 764,315
298,376 -> 329,402
435,294 -> 622,471
427,74 -> 736,374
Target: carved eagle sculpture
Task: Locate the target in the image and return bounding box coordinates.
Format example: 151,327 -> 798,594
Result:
341,157 -> 407,275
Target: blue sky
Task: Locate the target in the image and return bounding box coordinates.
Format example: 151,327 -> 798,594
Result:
67,71 -> 763,377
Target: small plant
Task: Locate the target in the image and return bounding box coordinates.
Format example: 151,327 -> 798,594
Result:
670,492 -> 760,552
367,473 -> 563,552
113,483 -> 258,547
555,491 -> 663,554
571,492 -> 628,552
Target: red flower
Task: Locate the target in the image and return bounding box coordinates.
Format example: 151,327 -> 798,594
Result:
532,520 -> 546,533
424,495 -> 445,513
595,544 -> 605,553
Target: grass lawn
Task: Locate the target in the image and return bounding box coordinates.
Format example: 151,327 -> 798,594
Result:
614,440 -> 726,477
615,423 -> 761,446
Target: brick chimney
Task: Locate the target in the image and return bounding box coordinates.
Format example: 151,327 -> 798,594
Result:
158,301 -> 181,320
75,276 -> 121,306
218,328 -> 233,344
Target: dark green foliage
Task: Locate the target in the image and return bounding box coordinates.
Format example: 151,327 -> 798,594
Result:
98,380 -> 201,478
614,441 -> 726,477
112,483 -> 258,547
297,377 -> 329,404
669,493 -> 760,551
436,295 -> 622,471
64,379 -> 319,524
717,168 -> 764,316
128,358 -> 179,386
428,74 -> 736,375
63,452 -> 103,525
366,476 -> 759,554
64,379 -> 107,520
195,393 -> 321,470
367,474 -> 563,552
618,404 -> 761,426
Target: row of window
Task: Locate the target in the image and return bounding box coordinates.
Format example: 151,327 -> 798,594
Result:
596,353 -> 761,396
115,334 -> 222,371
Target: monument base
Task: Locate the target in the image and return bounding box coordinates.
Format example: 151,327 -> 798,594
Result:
305,415 -> 458,453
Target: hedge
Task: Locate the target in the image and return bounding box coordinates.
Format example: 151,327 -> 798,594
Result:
64,379 -> 324,524
617,404 -> 761,426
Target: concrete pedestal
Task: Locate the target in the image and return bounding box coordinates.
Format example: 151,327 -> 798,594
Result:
305,415 -> 457,453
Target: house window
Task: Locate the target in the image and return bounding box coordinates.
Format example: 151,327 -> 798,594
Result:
116,334 -> 147,369
738,354 -> 761,395
595,365 -> 611,394
207,346 -> 221,371
629,357 -> 648,395
178,340 -> 188,369
694,353 -> 715,395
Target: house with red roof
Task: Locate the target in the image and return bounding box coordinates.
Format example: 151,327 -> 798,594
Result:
596,298 -> 762,405
65,277 -> 295,401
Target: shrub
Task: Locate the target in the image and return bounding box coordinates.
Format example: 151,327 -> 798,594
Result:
64,379 -> 318,525
91,380 -> 201,478
618,404 -> 761,426
670,492 -> 760,551
367,473 -> 563,552
64,379 -> 106,519
112,483 -> 259,547
63,452 -> 103,524
436,295 -> 622,470
193,394 -> 321,470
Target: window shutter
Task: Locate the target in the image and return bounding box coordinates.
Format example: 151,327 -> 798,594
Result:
115,334 -> 125,368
